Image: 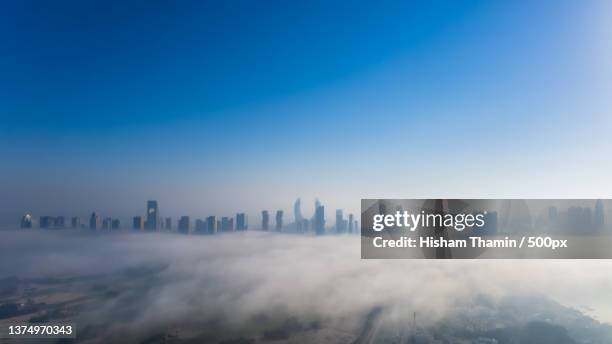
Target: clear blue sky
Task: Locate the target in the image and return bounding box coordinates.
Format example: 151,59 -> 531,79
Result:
1,0 -> 612,225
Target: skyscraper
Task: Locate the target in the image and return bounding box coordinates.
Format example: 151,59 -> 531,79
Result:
71,217 -> 80,228
133,216 -> 144,230
261,210 -> 270,231
236,213 -> 248,231
294,198 -> 303,224
221,217 -> 233,232
165,217 -> 172,231
178,216 -> 190,234
145,200 -> 159,231
195,219 -> 206,233
314,205 -> 325,235
348,214 -> 354,233
111,219 -> 120,230
275,210 -> 283,232
206,216 -> 217,234
89,212 -> 100,230
20,213 -> 33,229
335,209 -> 344,233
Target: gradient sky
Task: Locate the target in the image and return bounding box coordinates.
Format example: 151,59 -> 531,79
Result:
2,0 -> 612,225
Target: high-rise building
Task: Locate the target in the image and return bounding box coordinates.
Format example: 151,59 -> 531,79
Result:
102,217 -> 112,230
236,213 -> 248,231
20,213 -> 33,229
89,212 -> 100,230
195,219 -> 206,233
165,217 -> 172,231
133,216 -> 144,230
221,217 -> 233,232
354,220 -> 359,234
348,214 -> 354,233
71,217 -> 80,228
294,198 -> 303,224
261,210 -> 270,231
275,210 -> 283,232
335,209 -> 344,233
314,205 -> 325,235
111,219 -> 120,230
145,200 -> 158,231
178,216 -> 190,234
206,216 -> 217,234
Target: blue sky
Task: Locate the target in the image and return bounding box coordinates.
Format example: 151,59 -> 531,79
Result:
1,0 -> 612,225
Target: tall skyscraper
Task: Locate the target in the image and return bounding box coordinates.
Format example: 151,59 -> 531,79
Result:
206,216 -> 217,234
294,198 -> 303,224
102,217 -> 112,230
89,212 -> 100,230
145,200 -> 159,231
165,217 -> 172,231
20,213 -> 33,228
133,216 -> 144,230
335,209 -> 344,233
71,217 -> 80,228
111,219 -> 120,230
261,210 -> 270,231
236,213 -> 248,231
178,216 -> 190,234
314,205 -> 325,235
348,214 -> 354,233
195,219 -> 206,233
221,217 -> 233,232
275,210 -> 283,232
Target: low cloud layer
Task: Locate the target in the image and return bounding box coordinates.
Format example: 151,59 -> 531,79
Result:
1,230 -> 611,342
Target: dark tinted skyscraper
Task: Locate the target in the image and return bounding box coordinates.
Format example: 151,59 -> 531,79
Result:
314,205 -> 325,235
236,213 -> 247,231
275,210 -> 283,232
221,217 -> 233,232
89,212 -> 100,230
206,216 -> 217,234
145,200 -> 158,231
178,216 -> 190,234
133,216 -> 143,230
20,213 -> 33,228
335,209 -> 344,233
261,210 -> 269,231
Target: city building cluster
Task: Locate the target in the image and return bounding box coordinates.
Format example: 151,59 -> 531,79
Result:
18,198 -> 360,236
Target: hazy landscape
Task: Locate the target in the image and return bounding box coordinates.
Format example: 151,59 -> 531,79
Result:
1,229 -> 611,343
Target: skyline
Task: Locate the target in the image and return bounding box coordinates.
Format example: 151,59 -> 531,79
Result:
15,198 -> 359,234
3,0 -> 612,225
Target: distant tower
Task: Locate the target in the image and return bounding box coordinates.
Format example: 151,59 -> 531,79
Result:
20,213 -> 33,229
348,214 -> 354,233
236,213 -> 248,231
178,216 -> 190,234
335,209 -> 344,233
206,216 -> 217,234
261,210 -> 270,231
145,200 -> 159,231
221,217 -> 233,232
71,217 -> 80,228
111,219 -> 120,230
133,216 -> 144,230
314,205 -> 325,235
275,210 -> 283,232
294,198 -> 303,224
165,217 -> 172,231
89,212 -> 100,230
